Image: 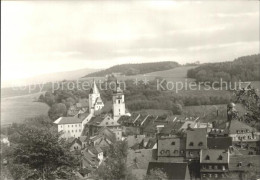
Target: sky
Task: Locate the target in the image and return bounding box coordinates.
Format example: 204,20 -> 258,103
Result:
1,1 -> 259,82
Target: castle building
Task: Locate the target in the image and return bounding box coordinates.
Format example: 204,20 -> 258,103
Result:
89,80 -> 104,115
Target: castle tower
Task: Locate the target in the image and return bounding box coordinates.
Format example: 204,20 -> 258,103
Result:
89,80 -> 104,115
113,81 -> 125,118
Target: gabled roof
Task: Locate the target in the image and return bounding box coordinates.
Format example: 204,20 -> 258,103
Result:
207,137 -> 232,149
200,149 -> 229,164
147,162 -> 189,180
54,117 -> 83,125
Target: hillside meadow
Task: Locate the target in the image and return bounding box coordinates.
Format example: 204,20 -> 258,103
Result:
1,92 -> 49,125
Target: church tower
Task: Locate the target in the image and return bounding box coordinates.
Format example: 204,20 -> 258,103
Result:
113,81 -> 125,118
89,80 -> 104,115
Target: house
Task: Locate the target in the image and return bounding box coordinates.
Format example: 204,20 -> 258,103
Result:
146,162 -> 191,180
186,128 -> 207,160
207,137 -> 232,150
69,138 -> 82,151
200,149 -> 229,179
87,146 -> 104,165
54,116 -> 90,138
81,149 -> 99,170
127,149 -> 157,180
157,137 -> 186,162
229,155 -> 260,179
228,119 -> 258,142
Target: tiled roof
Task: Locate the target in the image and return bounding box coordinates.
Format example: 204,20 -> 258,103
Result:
207,137 -> 232,149
158,137 -> 186,157
186,128 -> 207,150
127,135 -> 145,149
200,149 -> 229,164
229,120 -> 255,134
147,162 -> 189,180
229,155 -> 260,172
159,121 -> 185,135
127,149 -> 157,170
55,117 -> 84,125
87,115 -> 105,126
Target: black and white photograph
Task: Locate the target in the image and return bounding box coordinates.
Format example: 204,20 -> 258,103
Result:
1,1 -> 260,180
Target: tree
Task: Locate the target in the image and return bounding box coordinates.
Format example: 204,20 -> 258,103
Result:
6,121 -> 79,180
48,103 -> 67,121
234,85 -> 260,129
96,141 -> 127,180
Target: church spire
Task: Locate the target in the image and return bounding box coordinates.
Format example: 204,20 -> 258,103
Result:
90,80 -> 100,94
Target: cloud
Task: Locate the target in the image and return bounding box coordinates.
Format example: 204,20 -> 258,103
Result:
1,1 -> 259,81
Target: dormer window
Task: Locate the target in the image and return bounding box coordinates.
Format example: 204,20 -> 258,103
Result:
189,142 -> 194,146
218,155 -> 223,160
205,155 -> 210,160
198,142 -> 203,146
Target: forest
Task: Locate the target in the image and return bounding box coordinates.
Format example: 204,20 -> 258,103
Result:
38,78 -> 232,121
187,54 -> 260,87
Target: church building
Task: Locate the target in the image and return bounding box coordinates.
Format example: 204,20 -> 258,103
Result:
89,80 -> 104,115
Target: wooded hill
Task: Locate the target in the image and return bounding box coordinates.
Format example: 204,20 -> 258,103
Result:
84,61 -> 179,77
187,54 -> 260,85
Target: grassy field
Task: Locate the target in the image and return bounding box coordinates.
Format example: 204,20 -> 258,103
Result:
1,92 -> 49,125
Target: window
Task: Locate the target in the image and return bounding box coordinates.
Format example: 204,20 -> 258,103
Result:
214,165 -> 218,170
79,129 -> 81,132
209,165 -> 212,169
214,174 -> 218,178
68,130 -> 70,133
205,155 -> 210,160
218,155 -> 223,160
198,142 -> 203,146
189,142 -> 194,146
174,150 -> 178,154
202,174 -> 206,178
60,125 -> 63,128
238,162 -> 242,167
106,122 -> 108,125
222,166 -> 226,171
76,130 -> 77,132
68,125 -> 70,127
72,130 -> 74,132
171,142 -> 175,145
72,125 -> 73,127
